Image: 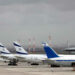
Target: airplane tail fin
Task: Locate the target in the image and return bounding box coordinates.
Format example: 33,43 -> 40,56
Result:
13,41 -> 28,55
42,42 -> 59,58
0,43 -> 10,54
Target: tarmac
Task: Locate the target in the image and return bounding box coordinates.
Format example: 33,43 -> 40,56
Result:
0,62 -> 75,75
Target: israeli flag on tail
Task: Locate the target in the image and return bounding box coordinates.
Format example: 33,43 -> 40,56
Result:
0,43 -> 10,54
42,42 -> 59,58
13,41 -> 28,55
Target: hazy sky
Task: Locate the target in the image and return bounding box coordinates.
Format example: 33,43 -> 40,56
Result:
0,0 -> 75,47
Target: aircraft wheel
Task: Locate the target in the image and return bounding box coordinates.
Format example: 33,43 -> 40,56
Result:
8,59 -> 18,66
72,63 -> 75,67
51,64 -> 60,67
31,63 -> 39,65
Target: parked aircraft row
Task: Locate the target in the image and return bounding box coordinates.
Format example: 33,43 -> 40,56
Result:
0,42 -> 75,67
0,42 -> 47,65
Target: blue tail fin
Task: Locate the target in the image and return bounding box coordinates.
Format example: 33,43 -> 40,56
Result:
42,42 -> 59,58
13,41 -> 28,55
0,43 -> 10,54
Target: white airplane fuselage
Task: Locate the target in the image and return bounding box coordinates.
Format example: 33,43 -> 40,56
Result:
15,54 -> 47,63
43,42 -> 75,67
48,55 -> 75,66
0,54 -> 16,60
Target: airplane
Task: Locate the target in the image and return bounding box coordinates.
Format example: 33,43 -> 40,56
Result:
42,42 -> 75,67
13,41 -> 47,65
0,43 -> 18,65
0,58 -> 9,63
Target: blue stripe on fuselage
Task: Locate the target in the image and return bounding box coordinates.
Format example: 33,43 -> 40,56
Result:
56,60 -> 75,61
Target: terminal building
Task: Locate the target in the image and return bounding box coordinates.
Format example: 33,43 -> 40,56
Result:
64,48 -> 75,54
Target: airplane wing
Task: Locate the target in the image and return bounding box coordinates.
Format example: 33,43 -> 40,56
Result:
42,59 -> 55,64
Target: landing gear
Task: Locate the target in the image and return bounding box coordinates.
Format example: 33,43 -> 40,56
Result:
72,63 -> 75,67
72,63 -> 75,71
51,64 -> 60,67
31,63 -> 39,65
8,59 -> 18,66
